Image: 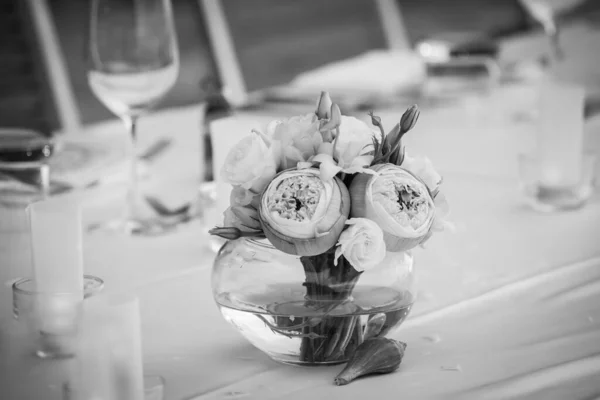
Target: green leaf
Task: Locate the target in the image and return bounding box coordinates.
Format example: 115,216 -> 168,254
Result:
383,123 -> 400,154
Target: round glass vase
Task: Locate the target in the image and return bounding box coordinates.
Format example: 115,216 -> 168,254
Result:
212,238 -> 416,366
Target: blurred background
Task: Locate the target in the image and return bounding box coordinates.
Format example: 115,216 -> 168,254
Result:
2,0 -> 599,136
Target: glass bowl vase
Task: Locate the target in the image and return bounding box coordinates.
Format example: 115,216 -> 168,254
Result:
211,238 -> 416,366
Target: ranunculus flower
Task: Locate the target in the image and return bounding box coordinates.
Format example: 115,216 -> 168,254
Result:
259,168 -> 350,256
267,113 -> 322,169
334,218 -> 386,272
311,116 -> 376,181
349,164 -> 435,252
401,153 -> 442,194
221,132 -> 277,194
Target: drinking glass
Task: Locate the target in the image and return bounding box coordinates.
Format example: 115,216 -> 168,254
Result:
0,128 -> 55,207
87,0 -> 179,235
12,275 -> 104,359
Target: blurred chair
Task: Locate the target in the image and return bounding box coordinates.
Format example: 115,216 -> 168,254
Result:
37,0 -> 562,127
397,0 -> 533,43
0,0 -> 78,136
200,0 -> 411,106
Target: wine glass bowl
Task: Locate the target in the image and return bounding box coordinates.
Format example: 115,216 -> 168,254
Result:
87,0 -> 179,235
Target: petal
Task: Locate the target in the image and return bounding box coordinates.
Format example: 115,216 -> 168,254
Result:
352,155 -> 374,167
230,186 -> 254,206
319,162 -> 343,182
284,146 -> 305,162
312,153 -> 335,164
341,166 -> 370,175
266,120 -> 282,137
434,192 -> 450,217
317,142 -> 334,157
232,205 -> 261,230
253,130 -> 271,149
297,161 -> 314,170
270,141 -> 283,169
312,130 -> 324,150
334,246 -> 343,266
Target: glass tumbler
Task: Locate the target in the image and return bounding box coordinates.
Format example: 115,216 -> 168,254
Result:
518,153 -> 597,212
12,275 -> 104,359
0,128 -> 55,207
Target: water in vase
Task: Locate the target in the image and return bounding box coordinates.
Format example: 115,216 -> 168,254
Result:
216,283 -> 414,365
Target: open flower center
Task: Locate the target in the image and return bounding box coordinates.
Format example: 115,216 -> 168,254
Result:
267,175 -> 323,222
372,177 -> 431,229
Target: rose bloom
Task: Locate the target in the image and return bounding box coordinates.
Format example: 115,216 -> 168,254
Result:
267,113 -> 322,169
334,218 -> 386,272
336,116 -> 376,159
221,132 -> 277,194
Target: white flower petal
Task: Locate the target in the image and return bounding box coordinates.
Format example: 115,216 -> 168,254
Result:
402,153 -> 442,193
312,153 -> 335,165
320,162 -> 343,182
221,134 -> 277,189
297,161 -> 314,170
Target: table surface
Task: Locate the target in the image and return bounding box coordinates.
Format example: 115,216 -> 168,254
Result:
2,23 -> 600,400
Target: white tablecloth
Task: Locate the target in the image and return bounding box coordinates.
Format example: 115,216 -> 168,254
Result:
2,24 -> 600,400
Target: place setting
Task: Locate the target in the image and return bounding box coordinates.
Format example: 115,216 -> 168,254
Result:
0,0 -> 208,238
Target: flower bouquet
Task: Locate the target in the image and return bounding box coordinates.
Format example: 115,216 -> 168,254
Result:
210,92 -> 450,365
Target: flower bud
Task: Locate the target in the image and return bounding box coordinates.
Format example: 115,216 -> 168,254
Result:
320,103 -> 342,133
399,105 -> 420,133
209,227 -> 242,240
368,111 -> 383,129
316,91 -> 333,119
209,226 -> 265,240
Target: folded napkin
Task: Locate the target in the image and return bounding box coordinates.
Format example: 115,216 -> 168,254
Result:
266,50 -> 426,109
292,50 -> 425,92
48,135 -> 150,189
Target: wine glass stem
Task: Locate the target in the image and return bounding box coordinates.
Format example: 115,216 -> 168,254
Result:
124,116 -> 140,222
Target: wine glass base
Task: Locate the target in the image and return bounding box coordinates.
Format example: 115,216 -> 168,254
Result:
88,217 -> 177,236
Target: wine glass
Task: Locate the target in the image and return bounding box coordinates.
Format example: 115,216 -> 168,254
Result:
519,0 -> 564,61
87,0 -> 179,235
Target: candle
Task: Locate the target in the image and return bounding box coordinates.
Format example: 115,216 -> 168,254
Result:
27,197 -> 84,294
536,81 -> 584,187
79,294 -> 144,400
27,197 -> 85,348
